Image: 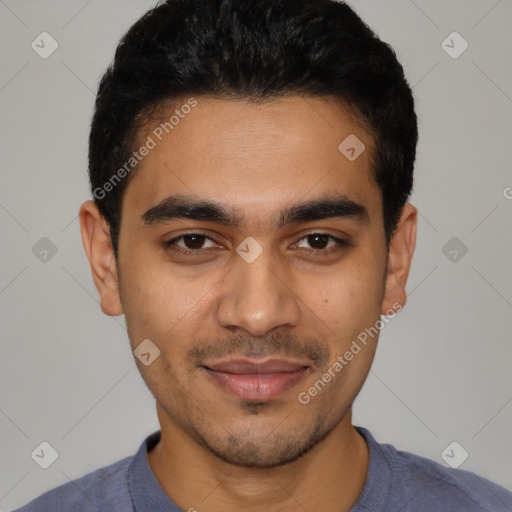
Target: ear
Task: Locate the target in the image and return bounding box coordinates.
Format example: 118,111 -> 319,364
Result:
381,203 -> 417,314
79,200 -> 123,316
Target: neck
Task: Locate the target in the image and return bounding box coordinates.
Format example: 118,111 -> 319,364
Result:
148,405 -> 369,512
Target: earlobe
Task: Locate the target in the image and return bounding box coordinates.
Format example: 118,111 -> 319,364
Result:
79,200 -> 124,316
381,203 -> 417,315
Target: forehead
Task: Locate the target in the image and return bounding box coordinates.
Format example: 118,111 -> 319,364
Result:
122,96 -> 381,227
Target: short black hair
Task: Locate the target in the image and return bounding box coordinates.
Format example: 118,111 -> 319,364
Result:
88,0 -> 417,260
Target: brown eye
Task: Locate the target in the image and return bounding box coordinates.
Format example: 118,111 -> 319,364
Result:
180,234 -> 207,249
164,233 -> 218,254
306,234 -> 330,250
296,233 -> 346,253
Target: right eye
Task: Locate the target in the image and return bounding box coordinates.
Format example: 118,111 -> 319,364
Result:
164,233 -> 220,255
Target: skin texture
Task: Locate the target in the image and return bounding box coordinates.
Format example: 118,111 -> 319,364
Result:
79,96 -> 417,511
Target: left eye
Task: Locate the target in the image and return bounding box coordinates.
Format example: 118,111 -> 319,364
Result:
295,233 -> 345,252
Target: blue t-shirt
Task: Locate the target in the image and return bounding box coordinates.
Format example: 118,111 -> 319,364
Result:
13,426 -> 512,511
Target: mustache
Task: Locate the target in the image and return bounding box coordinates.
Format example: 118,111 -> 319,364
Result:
186,331 -> 330,368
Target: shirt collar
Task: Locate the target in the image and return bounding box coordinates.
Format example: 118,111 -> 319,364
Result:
128,430 -> 181,511
351,426 -> 393,511
127,426 -> 390,511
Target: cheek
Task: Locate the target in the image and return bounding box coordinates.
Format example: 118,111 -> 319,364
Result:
120,257 -> 218,350
305,257 -> 385,335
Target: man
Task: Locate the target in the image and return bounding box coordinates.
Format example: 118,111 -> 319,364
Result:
15,0 -> 512,510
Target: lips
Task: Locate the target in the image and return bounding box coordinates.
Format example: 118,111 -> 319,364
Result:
202,358 -> 309,401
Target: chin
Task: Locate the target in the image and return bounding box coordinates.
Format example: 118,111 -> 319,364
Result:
194,420 -> 329,468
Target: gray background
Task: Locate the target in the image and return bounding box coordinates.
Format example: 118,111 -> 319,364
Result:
1,0 -> 511,509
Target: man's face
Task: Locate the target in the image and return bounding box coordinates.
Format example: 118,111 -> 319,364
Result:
101,96 -> 399,467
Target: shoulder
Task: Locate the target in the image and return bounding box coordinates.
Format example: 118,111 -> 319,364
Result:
12,455 -> 134,512
374,434 -> 512,511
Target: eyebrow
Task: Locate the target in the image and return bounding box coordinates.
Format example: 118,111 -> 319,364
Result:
140,193 -> 369,229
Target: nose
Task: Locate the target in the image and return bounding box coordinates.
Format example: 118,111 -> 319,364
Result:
216,250 -> 302,337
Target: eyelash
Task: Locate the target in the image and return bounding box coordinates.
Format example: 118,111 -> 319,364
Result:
163,232 -> 349,257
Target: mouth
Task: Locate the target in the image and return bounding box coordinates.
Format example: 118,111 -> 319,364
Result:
201,358 -> 310,401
